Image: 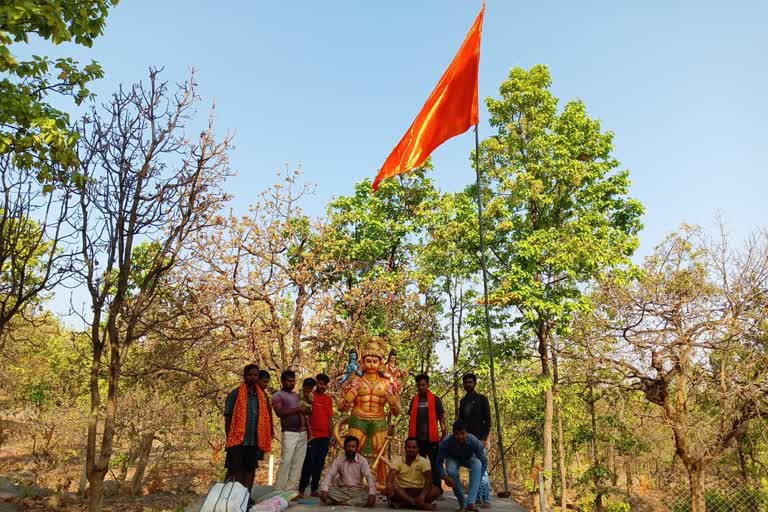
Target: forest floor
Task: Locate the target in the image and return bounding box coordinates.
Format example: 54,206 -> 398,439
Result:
1,435 -> 224,512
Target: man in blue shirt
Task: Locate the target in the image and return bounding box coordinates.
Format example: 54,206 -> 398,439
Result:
437,421 -> 486,512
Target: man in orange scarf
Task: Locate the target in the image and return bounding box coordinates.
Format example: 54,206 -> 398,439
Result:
408,374 -> 447,491
224,364 -> 272,495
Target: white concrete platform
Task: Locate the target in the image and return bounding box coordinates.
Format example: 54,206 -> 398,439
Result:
250,486 -> 528,512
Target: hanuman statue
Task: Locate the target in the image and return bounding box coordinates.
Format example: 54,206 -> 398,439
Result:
337,336 -> 400,486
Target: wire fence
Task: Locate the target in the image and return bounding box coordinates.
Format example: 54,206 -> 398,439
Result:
518,456 -> 768,511
627,467 -> 768,512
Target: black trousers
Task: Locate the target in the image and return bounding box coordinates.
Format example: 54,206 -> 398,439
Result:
298,437 -> 331,492
225,444 -> 260,473
417,439 -> 441,487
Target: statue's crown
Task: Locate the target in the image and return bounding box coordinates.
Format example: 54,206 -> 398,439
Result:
361,335 -> 386,359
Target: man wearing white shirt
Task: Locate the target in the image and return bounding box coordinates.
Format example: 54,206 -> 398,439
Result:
319,436 -> 377,507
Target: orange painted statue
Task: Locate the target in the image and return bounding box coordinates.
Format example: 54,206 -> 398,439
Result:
336,337 -> 401,487
381,348 -> 410,396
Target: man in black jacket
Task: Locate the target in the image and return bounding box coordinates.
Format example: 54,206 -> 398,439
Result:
459,373 -> 492,507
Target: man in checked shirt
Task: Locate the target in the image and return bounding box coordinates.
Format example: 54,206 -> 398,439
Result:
319,435 -> 377,507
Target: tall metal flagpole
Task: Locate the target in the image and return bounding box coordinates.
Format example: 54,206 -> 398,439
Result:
474,124 -> 510,495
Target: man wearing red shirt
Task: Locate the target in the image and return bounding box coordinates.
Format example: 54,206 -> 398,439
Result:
298,373 -> 334,497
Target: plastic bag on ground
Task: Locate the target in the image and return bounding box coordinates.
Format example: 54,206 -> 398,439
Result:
199,481 -> 250,512
249,496 -> 288,512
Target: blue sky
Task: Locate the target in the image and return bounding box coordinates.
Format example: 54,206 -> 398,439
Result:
28,0 -> 767,255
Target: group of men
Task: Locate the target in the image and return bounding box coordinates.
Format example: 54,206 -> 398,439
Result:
223,364 -> 493,511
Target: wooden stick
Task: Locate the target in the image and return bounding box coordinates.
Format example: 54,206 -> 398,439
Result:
371,436 -> 393,470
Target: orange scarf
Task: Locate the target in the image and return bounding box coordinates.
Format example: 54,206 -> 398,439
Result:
225,383 -> 272,453
255,387 -> 272,453
409,391 -> 439,443
226,383 -> 248,448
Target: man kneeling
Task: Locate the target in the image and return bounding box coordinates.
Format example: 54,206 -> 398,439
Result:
385,438 -> 441,510
438,421 -> 487,512
319,435 -> 377,507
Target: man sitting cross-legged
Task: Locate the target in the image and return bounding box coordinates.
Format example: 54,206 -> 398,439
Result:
319,435 -> 377,507
385,437 -> 441,510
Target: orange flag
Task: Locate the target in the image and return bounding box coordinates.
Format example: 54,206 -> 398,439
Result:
372,5 -> 485,191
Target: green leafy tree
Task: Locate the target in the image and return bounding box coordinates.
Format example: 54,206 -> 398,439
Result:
0,160 -> 73,337
327,167 -> 438,277
477,64 -> 644,502
0,0 -> 118,183
418,190 -> 480,414
324,169 -> 441,368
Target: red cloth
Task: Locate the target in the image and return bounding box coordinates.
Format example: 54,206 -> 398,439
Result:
226,383 -> 248,448
255,388 -> 272,453
309,391 -> 333,438
226,383 -> 272,452
409,391 -> 440,443
372,5 -> 485,191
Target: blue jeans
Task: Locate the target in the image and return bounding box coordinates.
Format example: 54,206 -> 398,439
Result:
445,456 -> 482,507
478,445 -> 491,502
479,469 -> 491,502
298,437 -> 330,493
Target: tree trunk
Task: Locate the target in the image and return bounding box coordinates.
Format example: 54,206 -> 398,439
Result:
542,378 -> 553,501
87,340 -> 122,512
552,338 -> 567,512
88,476 -> 105,512
587,379 -> 603,512
78,456 -> 88,496
687,463 -> 706,512
291,286 -> 308,364
453,378 -> 459,418
450,282 -> 459,417
86,334 -> 105,511
609,445 -> 618,486
538,321 -> 553,503
555,405 -> 567,512
130,432 -> 154,495
737,434 -> 748,482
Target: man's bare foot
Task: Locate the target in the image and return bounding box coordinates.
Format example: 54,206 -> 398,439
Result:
466,504 -> 478,511
311,491 -> 321,498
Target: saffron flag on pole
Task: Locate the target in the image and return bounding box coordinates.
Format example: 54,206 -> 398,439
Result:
372,4 -> 485,191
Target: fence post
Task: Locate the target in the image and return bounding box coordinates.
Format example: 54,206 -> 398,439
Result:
538,471 -> 547,512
